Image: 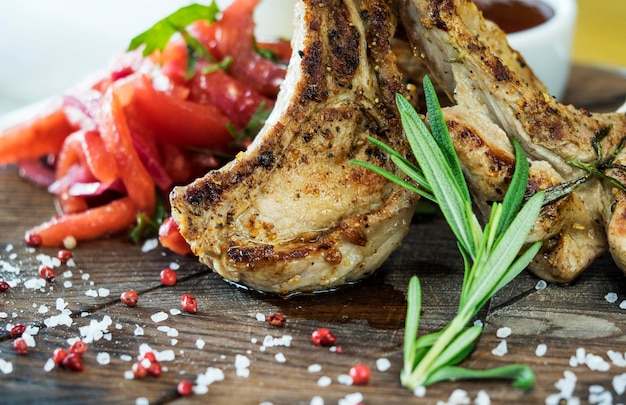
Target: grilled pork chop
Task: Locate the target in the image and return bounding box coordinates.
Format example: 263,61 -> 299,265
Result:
400,0 -> 626,282
170,0 -> 418,294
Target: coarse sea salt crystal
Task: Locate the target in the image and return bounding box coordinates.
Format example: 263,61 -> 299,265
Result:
491,340 -> 508,356
588,385 -> 612,404
555,370 -> 577,398
169,262 -> 180,270
97,288 -> 110,297
134,325 -> 144,336
120,355 -> 133,362
576,347 -> 586,364
256,312 -> 266,322
22,333 -> 36,347
38,304 -> 49,314
85,289 -> 98,297
141,238 -> 158,252
63,281 -> 72,288
585,353 -> 610,372
193,385 -> 209,395
620,300 -> 626,310
196,367 -> 225,387
124,370 -> 135,380
607,350 -> 626,367
79,315 -> 112,343
43,358 -> 55,372
274,353 -> 286,363
413,386 -> 426,397
97,352 -> 111,365
445,388 -> 470,405
338,392 -> 363,405
196,339 -> 205,349
475,390 -> 491,405
310,396 -> 324,405
0,359 -> 14,374
613,372 -> 626,395
605,292 -> 618,304
308,364 -> 322,373
44,311 -> 73,328
62,270 -> 73,278
496,327 -> 512,338
317,376 -> 332,387
535,279 -> 548,290
157,349 -> 175,362
24,277 -> 46,290
151,311 -> 168,323
169,308 -> 181,315
376,357 -> 391,372
262,335 -> 292,348
535,344 -> 548,357
36,253 -> 60,268
337,374 -> 353,386
135,397 -> 149,405
235,354 -> 251,377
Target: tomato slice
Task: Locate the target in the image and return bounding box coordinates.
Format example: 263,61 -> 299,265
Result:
129,75 -> 233,152
158,217 -> 192,255
188,68 -> 273,129
215,0 -> 287,97
98,83 -> 155,215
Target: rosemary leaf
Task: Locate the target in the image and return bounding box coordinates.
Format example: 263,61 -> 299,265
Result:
358,76 -> 544,392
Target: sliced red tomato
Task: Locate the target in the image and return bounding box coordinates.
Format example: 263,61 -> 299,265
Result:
188,67 -> 273,129
128,75 -> 233,152
257,39 -> 293,64
98,83 -> 155,215
215,0 -> 287,97
158,217 -> 192,255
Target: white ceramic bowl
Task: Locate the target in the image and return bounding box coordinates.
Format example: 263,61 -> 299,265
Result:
507,0 -> 577,100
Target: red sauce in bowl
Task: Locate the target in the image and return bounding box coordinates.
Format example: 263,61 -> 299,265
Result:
474,0 -> 555,34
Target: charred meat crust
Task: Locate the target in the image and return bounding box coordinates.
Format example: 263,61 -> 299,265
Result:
403,0 -> 622,281
170,0 -> 417,294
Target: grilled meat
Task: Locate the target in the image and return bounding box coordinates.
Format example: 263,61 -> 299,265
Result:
170,0 -> 418,294
400,0 -> 626,281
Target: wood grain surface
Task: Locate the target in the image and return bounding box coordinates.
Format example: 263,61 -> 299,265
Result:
1,65 -> 626,405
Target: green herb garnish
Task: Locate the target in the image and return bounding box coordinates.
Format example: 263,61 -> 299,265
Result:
129,189 -> 169,244
352,76 -> 544,391
128,3 -> 231,81
226,101 -> 273,145
128,3 -> 221,56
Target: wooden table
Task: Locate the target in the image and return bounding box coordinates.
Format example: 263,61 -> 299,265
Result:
1,65 -> 626,405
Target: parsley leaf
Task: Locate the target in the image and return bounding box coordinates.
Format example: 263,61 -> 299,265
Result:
128,3 -> 221,56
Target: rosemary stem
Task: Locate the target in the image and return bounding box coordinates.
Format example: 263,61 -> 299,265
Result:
403,304 -> 475,389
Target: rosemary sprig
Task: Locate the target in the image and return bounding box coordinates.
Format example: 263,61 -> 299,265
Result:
352,76 -> 544,391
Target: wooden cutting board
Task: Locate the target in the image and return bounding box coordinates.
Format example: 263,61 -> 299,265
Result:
1,64 -> 625,405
